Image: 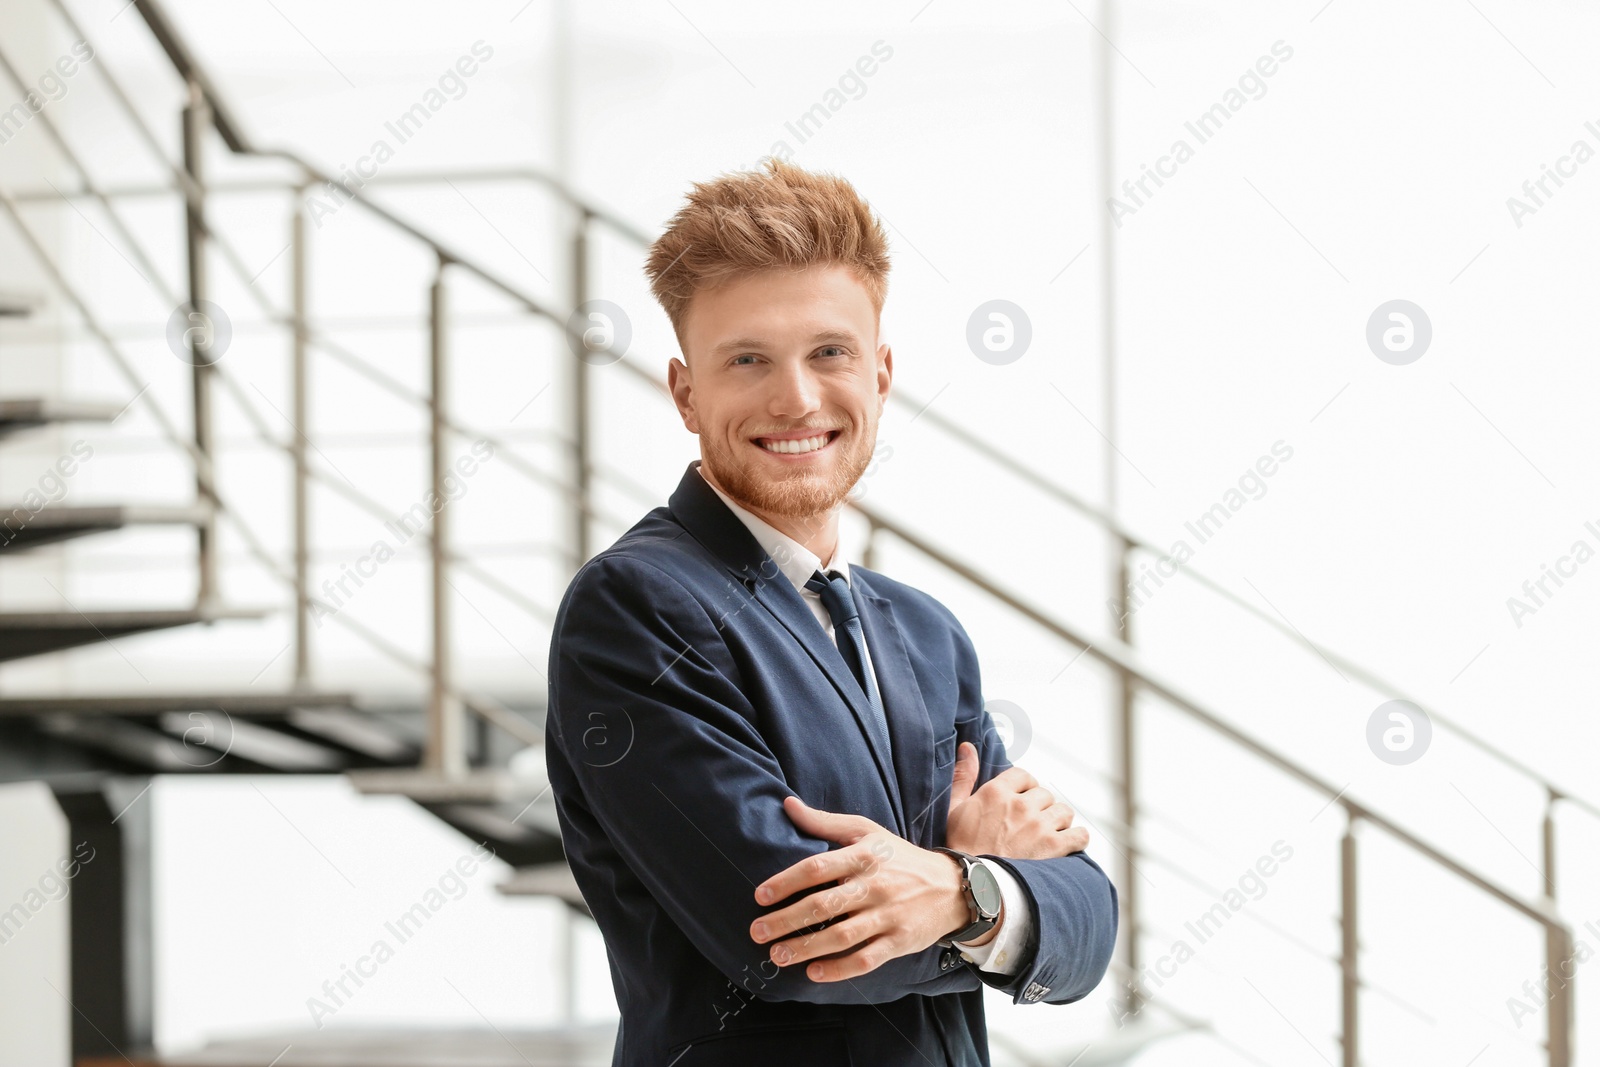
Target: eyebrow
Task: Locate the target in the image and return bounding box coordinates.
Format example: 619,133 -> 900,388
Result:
710,330 -> 861,357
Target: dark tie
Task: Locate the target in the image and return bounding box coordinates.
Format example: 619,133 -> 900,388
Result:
805,568 -> 893,761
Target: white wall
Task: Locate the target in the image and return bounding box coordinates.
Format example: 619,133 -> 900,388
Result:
151,776 -> 613,1052
0,782 -> 72,1067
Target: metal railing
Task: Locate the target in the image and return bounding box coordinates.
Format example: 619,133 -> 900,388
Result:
116,0 -> 652,770
2,1 -> 1592,1062
9,0 -> 662,757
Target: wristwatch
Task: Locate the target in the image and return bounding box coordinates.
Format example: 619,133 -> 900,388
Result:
933,847 -> 1002,947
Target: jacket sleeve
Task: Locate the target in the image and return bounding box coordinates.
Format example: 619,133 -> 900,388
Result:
943,605 -> 1120,1005
547,553 -> 979,1006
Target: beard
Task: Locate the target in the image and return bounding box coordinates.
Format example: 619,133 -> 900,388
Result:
702,419 -> 876,522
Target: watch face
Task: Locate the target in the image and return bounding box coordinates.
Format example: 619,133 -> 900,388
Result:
968,860 -> 1002,918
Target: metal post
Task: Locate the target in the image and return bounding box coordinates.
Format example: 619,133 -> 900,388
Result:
1113,537 -> 1139,1021
291,187 -> 311,687
571,208 -> 591,572
1548,920 -> 1574,1067
1543,787 -> 1558,900
560,905 -> 577,1024
1341,814 -> 1358,1067
427,259 -> 465,775
181,79 -> 218,608
1545,788 -> 1572,1067
52,779 -> 154,1060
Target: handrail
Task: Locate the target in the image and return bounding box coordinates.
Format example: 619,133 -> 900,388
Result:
551,458 -> 1568,925
585,459 -> 1550,896
68,0 -> 1595,821
124,0 -> 248,152
126,0 -> 651,240
0,183 -> 541,748
49,0 -> 641,550
17,0 -> 646,759
849,493 -> 1576,1059
8,2 -> 577,725
19,165 -> 1587,825
890,388 -> 1600,823
848,499 -> 1562,927
126,0 -> 610,329
586,455 -> 1584,947
0,170 -> 648,244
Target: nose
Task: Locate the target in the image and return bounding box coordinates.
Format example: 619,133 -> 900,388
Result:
767,358 -> 822,420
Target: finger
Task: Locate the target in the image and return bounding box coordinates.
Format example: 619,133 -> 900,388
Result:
1022,785 -> 1056,811
755,850 -> 855,910
781,795 -> 878,847
769,912 -> 882,968
984,766 -> 1037,794
753,876 -> 869,943
804,935 -> 900,982
947,742 -> 980,810
1056,826 -> 1089,855
1045,801 -> 1077,830
752,831 -> 883,908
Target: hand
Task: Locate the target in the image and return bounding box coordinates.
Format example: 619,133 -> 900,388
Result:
945,742 -> 1088,860
749,796 -> 971,982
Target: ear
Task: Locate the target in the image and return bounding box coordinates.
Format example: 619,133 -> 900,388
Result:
876,342 -> 892,414
667,356 -> 700,434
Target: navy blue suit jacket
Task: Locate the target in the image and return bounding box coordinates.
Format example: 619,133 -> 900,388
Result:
545,461 -> 1117,1066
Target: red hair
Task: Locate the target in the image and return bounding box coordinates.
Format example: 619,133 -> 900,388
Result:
644,158 -> 891,346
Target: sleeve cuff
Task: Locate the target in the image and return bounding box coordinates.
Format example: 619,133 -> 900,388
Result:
953,859 -> 1032,976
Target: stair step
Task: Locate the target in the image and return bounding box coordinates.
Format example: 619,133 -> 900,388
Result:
0,396 -> 123,438
497,862 -> 587,911
347,766 -> 547,803
0,607 -> 266,662
0,291 -> 41,318
417,797 -> 565,869
31,713 -> 351,774
428,801 -> 549,845
158,711 -> 347,771
0,503 -> 211,551
286,706 -> 418,762
0,691 -> 356,717
35,714 -> 213,772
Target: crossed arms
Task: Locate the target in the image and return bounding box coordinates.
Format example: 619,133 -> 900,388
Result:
548,554 -> 1118,1006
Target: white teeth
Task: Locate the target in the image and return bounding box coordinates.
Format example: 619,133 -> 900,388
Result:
759,433 -> 831,454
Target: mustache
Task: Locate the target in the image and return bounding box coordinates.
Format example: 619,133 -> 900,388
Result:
749,425 -> 845,436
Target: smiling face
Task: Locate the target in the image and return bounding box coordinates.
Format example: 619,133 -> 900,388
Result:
667,263 -> 891,537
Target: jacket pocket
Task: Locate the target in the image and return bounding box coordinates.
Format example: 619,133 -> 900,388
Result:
933,728 -> 958,770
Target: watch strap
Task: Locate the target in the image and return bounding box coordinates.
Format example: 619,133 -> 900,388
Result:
933,847 -> 1000,947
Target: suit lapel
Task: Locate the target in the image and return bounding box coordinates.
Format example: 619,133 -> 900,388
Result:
667,462 -> 908,835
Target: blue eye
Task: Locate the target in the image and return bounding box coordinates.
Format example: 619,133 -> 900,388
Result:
818,346 -> 846,357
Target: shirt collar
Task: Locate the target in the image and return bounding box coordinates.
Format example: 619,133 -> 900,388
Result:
695,462 -> 850,592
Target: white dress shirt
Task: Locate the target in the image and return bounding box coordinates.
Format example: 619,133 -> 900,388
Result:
697,463 -> 1032,976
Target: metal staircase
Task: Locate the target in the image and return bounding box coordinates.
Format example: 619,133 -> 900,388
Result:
0,1 -> 1595,1065
0,396 -> 119,438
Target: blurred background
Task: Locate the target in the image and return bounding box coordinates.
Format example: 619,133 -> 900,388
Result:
1,1 -> 1597,1064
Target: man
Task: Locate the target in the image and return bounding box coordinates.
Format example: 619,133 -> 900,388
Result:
545,159 -> 1117,1066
